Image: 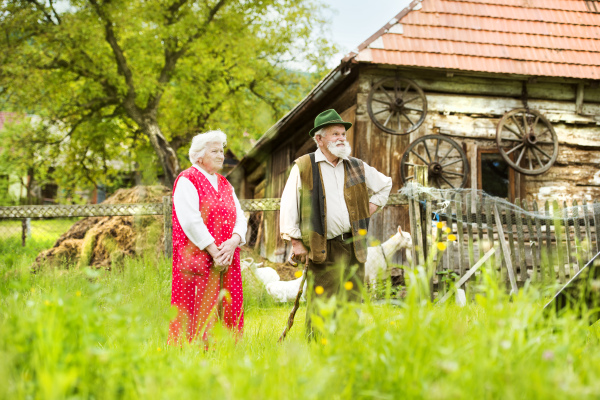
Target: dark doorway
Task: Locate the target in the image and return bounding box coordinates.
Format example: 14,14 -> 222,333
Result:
480,152 -> 510,199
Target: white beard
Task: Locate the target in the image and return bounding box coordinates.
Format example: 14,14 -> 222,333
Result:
327,140 -> 351,159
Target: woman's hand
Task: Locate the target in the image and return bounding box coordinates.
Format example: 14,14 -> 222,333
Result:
206,242 -> 229,272
215,234 -> 241,268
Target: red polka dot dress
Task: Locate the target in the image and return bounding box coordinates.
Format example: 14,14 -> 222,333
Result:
168,167 -> 243,344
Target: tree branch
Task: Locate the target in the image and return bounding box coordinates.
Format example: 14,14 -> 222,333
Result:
88,0 -> 138,110
145,0 -> 228,112
24,0 -> 59,25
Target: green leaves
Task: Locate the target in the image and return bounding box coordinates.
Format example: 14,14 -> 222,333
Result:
1,0 -> 336,190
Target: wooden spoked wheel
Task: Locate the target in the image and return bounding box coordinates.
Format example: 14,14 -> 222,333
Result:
496,109 -> 559,175
367,77 -> 427,135
400,134 -> 469,189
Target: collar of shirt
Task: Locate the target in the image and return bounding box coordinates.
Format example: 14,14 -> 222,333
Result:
314,148 -> 349,168
193,164 -> 216,177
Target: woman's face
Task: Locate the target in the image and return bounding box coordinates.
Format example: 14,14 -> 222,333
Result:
199,142 -> 224,174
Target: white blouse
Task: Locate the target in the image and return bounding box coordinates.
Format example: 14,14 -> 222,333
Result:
173,164 -> 247,250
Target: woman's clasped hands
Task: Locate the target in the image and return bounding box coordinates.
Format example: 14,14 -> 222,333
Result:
206,234 -> 241,272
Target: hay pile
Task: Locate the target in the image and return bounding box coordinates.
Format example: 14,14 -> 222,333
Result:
34,186 -> 170,270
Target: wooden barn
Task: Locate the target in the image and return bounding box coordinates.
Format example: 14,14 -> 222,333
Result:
228,0 -> 600,262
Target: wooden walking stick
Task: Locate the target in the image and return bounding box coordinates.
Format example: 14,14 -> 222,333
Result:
278,260 -> 309,342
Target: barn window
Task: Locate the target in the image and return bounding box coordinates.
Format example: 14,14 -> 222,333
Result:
477,149 -> 515,200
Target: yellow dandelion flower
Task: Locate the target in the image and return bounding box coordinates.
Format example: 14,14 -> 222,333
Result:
358,229 -> 367,236
294,270 -> 303,278
344,281 -> 354,291
436,222 -> 444,229
30,288 -> 35,293
157,347 -> 161,352
437,242 -> 447,251
390,321 -> 396,326
44,300 -> 50,306
445,227 -> 451,233
448,234 -> 457,242
321,338 -> 328,345
315,286 -> 324,295
76,291 -> 82,297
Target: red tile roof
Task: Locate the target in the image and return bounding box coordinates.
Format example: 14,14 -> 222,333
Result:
349,0 -> 600,79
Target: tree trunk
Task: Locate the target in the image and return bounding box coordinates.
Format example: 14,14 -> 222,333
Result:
139,117 -> 181,188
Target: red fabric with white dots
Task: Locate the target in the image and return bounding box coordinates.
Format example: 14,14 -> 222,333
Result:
168,167 -> 243,344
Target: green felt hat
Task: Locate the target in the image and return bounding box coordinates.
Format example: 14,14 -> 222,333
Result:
309,109 -> 353,137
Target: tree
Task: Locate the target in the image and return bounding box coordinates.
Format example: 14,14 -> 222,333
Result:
0,0 -> 335,188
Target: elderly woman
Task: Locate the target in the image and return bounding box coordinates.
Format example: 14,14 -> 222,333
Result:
168,130 -> 247,344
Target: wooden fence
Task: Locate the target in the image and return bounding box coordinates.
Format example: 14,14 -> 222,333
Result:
406,189 -> 600,295
3,191 -> 597,296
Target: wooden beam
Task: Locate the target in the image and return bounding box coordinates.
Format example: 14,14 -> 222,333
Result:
438,247 -> 496,304
494,205 -> 519,294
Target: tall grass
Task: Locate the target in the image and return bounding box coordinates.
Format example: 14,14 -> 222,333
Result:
2,244 -> 600,398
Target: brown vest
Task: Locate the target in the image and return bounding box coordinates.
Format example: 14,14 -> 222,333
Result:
296,153 -> 370,263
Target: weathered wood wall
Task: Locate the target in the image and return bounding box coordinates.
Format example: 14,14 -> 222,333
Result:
357,67 -> 600,203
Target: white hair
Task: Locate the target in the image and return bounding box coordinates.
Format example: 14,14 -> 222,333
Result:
188,130 -> 227,165
312,126 -> 329,145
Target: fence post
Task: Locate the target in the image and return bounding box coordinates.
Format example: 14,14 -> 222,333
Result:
163,196 -> 173,258
21,218 -> 31,247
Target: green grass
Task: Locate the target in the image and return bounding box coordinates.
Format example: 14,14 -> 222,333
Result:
2,239 -> 600,398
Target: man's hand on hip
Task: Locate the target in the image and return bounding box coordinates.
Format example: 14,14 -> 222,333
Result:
290,238 -> 308,265
369,202 -> 379,216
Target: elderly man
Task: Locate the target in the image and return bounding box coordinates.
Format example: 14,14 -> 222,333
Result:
280,109 -> 392,333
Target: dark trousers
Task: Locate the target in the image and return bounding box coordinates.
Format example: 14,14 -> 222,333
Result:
305,238 -> 364,338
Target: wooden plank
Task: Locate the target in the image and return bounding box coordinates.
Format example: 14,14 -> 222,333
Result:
414,196 -> 425,269
573,200 -> 585,270
437,247 -> 496,304
494,204 -> 518,294
505,207 -> 518,282
594,200 -> 600,255
553,200 -> 566,283
408,191 -> 419,267
425,196 -> 433,300
435,219 -> 445,295
523,200 -> 539,283
583,199 -> 593,261
515,199 -> 528,282
476,194 -> 484,260
484,196 -> 497,278
544,201 -> 554,283
533,201 -> 546,283
563,201 -> 574,280
447,193 -> 455,273
456,192 -> 465,276
466,193 -> 475,270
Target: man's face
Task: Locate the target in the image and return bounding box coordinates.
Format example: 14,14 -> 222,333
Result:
317,124 -> 346,149
316,125 -> 351,159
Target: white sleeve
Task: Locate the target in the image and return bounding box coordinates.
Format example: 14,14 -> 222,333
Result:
279,164 -> 302,241
232,189 -> 248,246
173,177 -> 215,250
363,162 -> 393,207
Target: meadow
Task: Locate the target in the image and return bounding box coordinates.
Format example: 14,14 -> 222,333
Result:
2,226 -> 600,399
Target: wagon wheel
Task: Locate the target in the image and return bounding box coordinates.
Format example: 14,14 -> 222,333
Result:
400,134 -> 469,189
367,77 -> 427,135
496,109 -> 559,175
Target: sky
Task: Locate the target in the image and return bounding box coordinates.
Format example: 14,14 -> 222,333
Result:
324,0 -> 413,67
